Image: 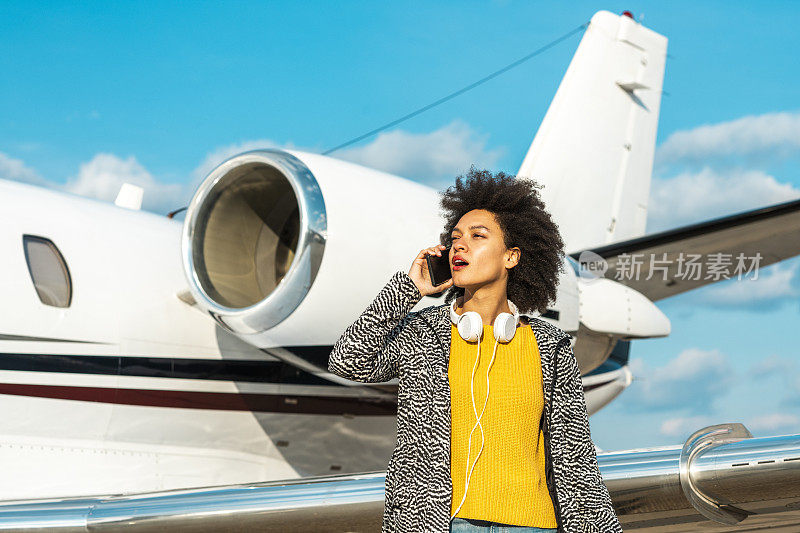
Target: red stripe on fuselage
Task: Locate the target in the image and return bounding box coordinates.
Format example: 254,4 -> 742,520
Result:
0,383 -> 397,415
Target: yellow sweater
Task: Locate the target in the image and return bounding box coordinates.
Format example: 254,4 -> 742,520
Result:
449,322 -> 558,527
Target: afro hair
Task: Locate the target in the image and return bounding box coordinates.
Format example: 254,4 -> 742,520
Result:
437,166 -> 566,315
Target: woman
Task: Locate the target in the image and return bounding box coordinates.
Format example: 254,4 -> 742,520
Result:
328,168 -> 622,533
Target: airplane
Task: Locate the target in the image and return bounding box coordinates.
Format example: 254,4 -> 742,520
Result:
0,8 -> 799,531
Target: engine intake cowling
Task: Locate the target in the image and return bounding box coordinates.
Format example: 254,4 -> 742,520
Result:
182,150 -> 326,334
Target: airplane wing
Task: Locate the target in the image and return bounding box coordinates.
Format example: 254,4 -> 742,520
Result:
0,423 -> 797,532
569,197 -> 800,301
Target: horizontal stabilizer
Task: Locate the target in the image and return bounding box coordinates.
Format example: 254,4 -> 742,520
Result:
570,196 -> 800,301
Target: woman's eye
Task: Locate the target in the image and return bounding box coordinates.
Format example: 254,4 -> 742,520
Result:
451,234 -> 483,240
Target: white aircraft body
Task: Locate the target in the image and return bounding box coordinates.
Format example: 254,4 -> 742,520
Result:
1,9 -> 799,531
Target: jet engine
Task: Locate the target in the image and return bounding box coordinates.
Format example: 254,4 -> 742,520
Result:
181,149 -> 327,335
180,148 -> 446,354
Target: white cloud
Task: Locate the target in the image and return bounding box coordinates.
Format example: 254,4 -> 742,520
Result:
5,120 -> 503,217
645,115 -> 800,310
745,413 -> 800,433
0,152 -> 48,187
336,120 -> 505,183
647,112 -> 800,268
746,355 -> 800,410
190,120 -> 505,189
655,111 -> 800,170
1,151 -> 189,215
659,415 -> 715,438
626,348 -> 732,413
191,138 -> 288,186
647,167 -> 800,232
784,374 -> 800,407
641,352 -> 800,440
697,260 -> 800,309
63,154 -> 189,214
751,354 -> 797,379
67,154 -> 152,200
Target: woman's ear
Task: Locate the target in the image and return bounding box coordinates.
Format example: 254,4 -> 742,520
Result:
506,247 -> 521,268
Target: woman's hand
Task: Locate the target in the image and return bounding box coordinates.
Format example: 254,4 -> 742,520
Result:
408,244 -> 454,297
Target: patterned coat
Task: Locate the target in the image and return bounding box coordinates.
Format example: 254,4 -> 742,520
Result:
328,271 -> 623,533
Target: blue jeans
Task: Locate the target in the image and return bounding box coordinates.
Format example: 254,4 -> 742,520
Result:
449,516 -> 558,532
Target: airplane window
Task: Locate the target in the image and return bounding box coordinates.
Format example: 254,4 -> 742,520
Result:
22,235 -> 72,308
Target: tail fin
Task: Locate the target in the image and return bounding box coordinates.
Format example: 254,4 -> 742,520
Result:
517,10 -> 668,253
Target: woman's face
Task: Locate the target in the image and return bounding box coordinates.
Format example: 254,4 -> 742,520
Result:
448,209 -> 519,290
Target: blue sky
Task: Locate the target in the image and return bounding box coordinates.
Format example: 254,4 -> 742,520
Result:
2,1 -> 800,451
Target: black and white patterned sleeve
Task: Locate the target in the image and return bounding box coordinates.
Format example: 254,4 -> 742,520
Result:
555,339 -> 624,532
327,270 -> 423,383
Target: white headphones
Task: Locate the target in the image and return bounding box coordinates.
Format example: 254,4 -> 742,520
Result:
449,298 -> 520,343
449,297 -> 520,521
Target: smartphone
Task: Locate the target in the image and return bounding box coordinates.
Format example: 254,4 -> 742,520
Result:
426,246 -> 452,286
